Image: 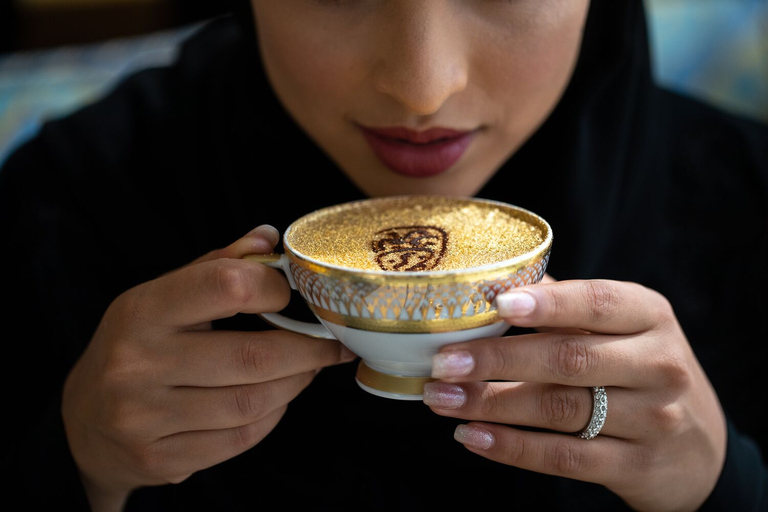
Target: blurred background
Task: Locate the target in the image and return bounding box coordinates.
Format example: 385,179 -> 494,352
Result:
1,0 -> 767,165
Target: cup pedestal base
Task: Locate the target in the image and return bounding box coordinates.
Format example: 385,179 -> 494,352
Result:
355,360 -> 435,400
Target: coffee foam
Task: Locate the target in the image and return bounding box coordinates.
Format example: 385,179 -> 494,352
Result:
286,196 -> 544,272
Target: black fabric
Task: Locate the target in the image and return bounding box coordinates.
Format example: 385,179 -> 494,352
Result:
1,1 -> 766,510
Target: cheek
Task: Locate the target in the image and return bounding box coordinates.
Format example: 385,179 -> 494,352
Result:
477,10 -> 585,133
255,20 -> 358,124
511,1 -> 587,81
506,37 -> 580,100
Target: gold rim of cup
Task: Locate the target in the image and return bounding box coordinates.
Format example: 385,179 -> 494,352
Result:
282,196 -> 553,334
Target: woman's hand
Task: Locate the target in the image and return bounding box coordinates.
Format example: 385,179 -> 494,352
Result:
62,225 -> 355,512
423,278 -> 727,512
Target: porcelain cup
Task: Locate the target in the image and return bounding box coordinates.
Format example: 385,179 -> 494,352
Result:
245,196 -> 552,400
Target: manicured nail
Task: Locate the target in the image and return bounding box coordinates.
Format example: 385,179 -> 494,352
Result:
432,350 -> 474,379
423,382 -> 466,409
454,424 -> 494,450
496,290 -> 536,317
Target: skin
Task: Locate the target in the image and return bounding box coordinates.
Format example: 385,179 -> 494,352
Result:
425,278 -> 726,511
61,1 -> 727,511
62,227 -> 357,511
252,0 -> 587,196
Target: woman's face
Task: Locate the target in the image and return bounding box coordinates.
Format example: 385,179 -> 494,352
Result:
251,0 -> 590,197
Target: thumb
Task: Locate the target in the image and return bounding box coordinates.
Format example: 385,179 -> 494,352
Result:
502,273 -> 586,334
541,272 -> 557,284
192,224 -> 281,265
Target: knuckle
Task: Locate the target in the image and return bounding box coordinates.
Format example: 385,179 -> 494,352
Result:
166,473 -> 193,485
649,402 -> 687,435
487,342 -> 513,377
232,385 -> 268,420
102,399 -> 135,432
131,445 -> 193,486
230,422 -> 263,450
99,392 -> 150,439
100,344 -> 137,383
112,287 -> 143,315
650,289 -> 677,327
540,386 -> 583,428
108,289 -> 149,331
632,283 -> 678,333
237,338 -> 280,379
551,337 -> 597,382
214,262 -> 254,306
102,339 -> 154,383
656,350 -> 692,391
544,285 -> 567,319
130,442 -> 167,478
503,433 -> 528,466
547,439 -> 583,475
479,384 -> 506,417
582,280 -> 620,324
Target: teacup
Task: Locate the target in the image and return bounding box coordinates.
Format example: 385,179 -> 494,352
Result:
245,195 -> 552,400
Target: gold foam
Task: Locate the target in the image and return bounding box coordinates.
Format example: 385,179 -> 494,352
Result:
286,196 -> 544,272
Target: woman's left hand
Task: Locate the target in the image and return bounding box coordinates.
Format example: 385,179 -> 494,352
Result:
424,278 -> 727,512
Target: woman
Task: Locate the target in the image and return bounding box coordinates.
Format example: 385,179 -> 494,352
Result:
1,1 -> 766,510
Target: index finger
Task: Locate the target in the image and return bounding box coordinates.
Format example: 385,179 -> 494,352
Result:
495,279 -> 671,334
120,258 -> 291,330
161,329 -> 354,387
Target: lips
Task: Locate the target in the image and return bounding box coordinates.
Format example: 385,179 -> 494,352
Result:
360,125 -> 476,178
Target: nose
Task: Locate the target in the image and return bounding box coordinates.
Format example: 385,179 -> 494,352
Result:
373,4 -> 469,116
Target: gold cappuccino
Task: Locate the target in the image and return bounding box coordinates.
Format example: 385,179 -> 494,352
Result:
285,196 -> 545,272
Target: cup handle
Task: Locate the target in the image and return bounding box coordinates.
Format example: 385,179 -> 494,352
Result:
243,253 -> 336,339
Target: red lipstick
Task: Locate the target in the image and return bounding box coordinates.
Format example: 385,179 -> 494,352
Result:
360,126 -> 475,178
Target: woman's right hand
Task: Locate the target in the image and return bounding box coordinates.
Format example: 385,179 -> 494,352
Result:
61,225 -> 355,512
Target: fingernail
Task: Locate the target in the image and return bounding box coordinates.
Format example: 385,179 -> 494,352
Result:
496,290 -> 536,317
432,350 -> 474,379
247,225 -> 280,246
423,382 -> 466,409
454,424 -> 494,450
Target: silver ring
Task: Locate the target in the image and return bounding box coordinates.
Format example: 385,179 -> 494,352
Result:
578,386 -> 608,440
